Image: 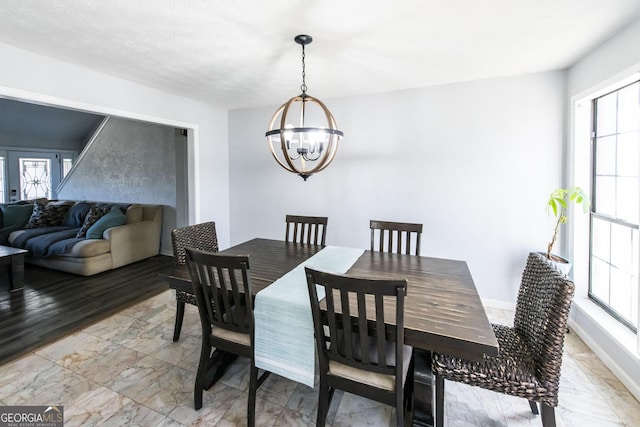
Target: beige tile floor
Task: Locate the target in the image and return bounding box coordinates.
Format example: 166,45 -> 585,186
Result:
0,289 -> 638,426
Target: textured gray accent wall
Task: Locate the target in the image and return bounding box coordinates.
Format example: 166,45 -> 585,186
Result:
58,117 -> 180,254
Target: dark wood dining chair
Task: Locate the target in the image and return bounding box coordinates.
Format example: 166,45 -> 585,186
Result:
370,220 -> 423,255
185,248 -> 270,426
305,267 -> 414,427
170,222 -> 218,341
285,215 -> 328,246
432,252 -> 575,427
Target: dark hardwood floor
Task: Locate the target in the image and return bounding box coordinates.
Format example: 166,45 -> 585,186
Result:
0,255 -> 173,366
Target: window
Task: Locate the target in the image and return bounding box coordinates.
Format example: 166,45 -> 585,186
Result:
590,81 -> 640,332
62,157 -> 73,179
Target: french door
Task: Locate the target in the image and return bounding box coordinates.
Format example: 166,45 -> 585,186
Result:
6,151 -> 62,202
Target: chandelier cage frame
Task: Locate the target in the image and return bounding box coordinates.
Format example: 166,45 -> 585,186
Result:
265,34 -> 344,181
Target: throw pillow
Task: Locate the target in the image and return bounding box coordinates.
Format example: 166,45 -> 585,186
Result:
86,208 -> 127,239
62,202 -> 93,227
0,204 -> 35,228
23,201 -> 73,229
76,205 -> 110,238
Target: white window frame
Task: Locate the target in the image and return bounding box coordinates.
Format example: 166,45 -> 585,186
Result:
571,71 -> 640,355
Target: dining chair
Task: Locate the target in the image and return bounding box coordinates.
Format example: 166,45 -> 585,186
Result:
370,219 -> 423,255
305,267 -> 414,427
170,221 -> 218,341
285,214 -> 328,246
432,252 -> 575,427
185,247 -> 270,425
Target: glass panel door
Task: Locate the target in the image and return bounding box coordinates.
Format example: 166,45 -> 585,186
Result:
7,151 -> 61,202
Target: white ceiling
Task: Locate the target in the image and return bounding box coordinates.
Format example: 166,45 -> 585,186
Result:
0,0 -> 638,110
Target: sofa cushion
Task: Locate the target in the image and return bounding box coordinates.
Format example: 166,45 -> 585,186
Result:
24,201 -> 74,229
57,238 -> 111,258
86,208 -> 127,239
125,204 -> 144,224
96,202 -> 130,214
0,204 -> 34,228
76,205 -> 110,238
62,202 -> 93,227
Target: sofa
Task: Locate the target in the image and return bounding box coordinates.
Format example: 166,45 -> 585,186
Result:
0,199 -> 162,276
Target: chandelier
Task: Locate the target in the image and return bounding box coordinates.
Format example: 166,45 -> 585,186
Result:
265,35 -> 344,181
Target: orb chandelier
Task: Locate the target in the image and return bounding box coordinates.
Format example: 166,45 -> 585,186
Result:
265,35 -> 344,181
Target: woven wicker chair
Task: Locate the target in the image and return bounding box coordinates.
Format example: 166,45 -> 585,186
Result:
432,252 -> 575,427
285,215 -> 328,246
170,222 -> 218,342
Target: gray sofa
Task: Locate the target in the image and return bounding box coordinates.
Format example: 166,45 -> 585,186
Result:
2,201 -> 162,276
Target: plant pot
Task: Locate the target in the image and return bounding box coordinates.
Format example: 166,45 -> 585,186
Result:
540,252 -> 572,276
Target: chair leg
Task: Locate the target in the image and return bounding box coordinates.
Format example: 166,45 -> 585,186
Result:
173,300 -> 186,342
194,338 -> 210,410
248,362 -> 258,427
396,390 -> 404,427
316,378 -> 331,427
541,403 -> 556,427
435,374 -> 445,427
529,400 -> 539,415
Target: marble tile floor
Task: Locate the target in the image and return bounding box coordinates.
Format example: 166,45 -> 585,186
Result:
0,289 -> 638,426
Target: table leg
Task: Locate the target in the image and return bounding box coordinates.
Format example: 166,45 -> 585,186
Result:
204,350 -> 238,390
9,254 -> 25,292
412,349 -> 434,427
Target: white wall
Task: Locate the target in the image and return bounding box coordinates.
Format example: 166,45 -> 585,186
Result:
0,42 -> 232,248
229,71 -> 565,303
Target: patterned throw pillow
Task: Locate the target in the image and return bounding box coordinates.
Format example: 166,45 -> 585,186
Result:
24,201 -> 74,229
76,205 -> 110,238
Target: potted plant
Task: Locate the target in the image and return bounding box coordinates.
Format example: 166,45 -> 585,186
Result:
546,186 -> 590,274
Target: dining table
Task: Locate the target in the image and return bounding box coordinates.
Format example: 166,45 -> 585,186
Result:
160,237 -> 499,427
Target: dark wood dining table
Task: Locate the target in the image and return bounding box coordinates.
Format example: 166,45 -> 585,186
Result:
161,237 -> 499,426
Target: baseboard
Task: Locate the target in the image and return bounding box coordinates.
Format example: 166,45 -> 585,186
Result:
481,298 -> 516,311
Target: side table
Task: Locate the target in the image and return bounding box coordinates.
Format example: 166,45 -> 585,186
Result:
0,246 -> 28,292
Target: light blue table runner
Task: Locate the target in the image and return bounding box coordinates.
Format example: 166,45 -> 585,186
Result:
254,245 -> 364,387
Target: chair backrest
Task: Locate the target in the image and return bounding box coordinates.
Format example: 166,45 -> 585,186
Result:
370,220 -> 423,255
171,222 -> 218,266
285,215 -> 328,246
305,267 -> 407,382
185,248 -> 254,339
513,252 -> 575,399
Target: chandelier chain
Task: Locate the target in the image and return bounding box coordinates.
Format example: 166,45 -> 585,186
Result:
300,43 -> 307,94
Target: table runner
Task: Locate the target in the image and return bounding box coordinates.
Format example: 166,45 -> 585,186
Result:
254,245 -> 364,387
